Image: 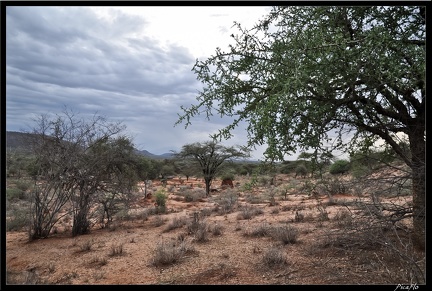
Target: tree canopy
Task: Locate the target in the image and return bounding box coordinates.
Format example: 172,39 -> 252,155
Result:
177,6 -> 425,249
28,108 -> 139,238
174,140 -> 250,196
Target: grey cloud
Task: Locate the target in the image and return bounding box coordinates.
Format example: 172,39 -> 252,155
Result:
5,6 -> 264,158
7,6 -> 197,96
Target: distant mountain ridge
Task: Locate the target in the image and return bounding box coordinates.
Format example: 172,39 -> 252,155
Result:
134,149 -> 174,159
5,131 -> 173,159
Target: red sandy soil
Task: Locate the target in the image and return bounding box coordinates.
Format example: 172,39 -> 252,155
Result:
5,174 -> 422,285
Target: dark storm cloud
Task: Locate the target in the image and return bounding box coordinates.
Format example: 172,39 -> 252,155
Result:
5,6 -> 207,154
6,7 -> 196,95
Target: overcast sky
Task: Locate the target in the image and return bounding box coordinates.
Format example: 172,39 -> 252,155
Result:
5,5 -> 280,160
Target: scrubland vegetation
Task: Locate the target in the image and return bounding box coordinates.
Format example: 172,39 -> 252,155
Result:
5,144 -> 425,285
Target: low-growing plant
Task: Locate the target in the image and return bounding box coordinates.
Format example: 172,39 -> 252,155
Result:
294,210 -> 305,222
15,180 -> 32,193
214,190 -> 238,215
186,213 -> 209,242
261,247 -> 288,268
210,223 -> 223,236
270,224 -> 299,244
6,188 -> 25,201
6,207 -> 30,231
153,215 -> 166,227
334,209 -> 354,227
316,205 -> 330,221
150,238 -> 195,267
244,193 -> 265,204
236,205 -> 264,220
243,222 -> 271,237
164,216 -> 188,232
295,164 -> 308,178
109,243 -> 124,256
329,159 -> 351,175
79,239 -> 95,252
87,256 -> 108,267
155,189 -> 167,207
199,207 -> 212,217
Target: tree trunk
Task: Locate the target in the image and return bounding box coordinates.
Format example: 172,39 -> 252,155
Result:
409,127 -> 425,251
204,177 -> 212,196
72,208 -> 90,237
72,193 -> 91,237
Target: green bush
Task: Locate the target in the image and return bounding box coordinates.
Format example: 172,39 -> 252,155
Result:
329,159 -> 351,175
154,190 -> 167,207
15,180 -> 32,192
220,172 -> 235,181
6,188 -> 25,201
6,208 -> 30,231
295,164 -> 308,178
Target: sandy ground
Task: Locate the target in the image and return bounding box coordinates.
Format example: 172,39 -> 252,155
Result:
5,174 -> 422,285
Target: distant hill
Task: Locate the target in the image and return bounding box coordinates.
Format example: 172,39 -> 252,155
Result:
134,149 -> 174,160
5,131 -> 34,153
5,131 -> 173,159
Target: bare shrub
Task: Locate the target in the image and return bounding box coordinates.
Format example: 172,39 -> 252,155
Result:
245,193 -> 265,204
210,223 -> 223,236
316,204 -> 329,221
87,256 -> 108,267
236,205 -> 264,220
164,216 -> 188,232
150,237 -> 196,267
243,222 -> 271,237
78,239 -> 95,252
315,213 -> 425,284
47,262 -> 56,273
270,208 -> 280,214
294,210 -> 304,222
261,247 -> 288,268
213,190 -> 238,215
6,206 -> 30,231
150,240 -> 183,266
109,243 -> 124,257
199,207 -> 212,217
192,221 -> 209,242
177,188 -> 206,202
270,224 -> 299,244
153,215 -> 166,227
280,205 -> 293,212
186,212 -> 209,242
333,209 -> 353,227
316,177 -> 351,198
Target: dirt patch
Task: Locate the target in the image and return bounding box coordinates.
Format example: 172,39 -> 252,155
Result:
5,174 -> 424,285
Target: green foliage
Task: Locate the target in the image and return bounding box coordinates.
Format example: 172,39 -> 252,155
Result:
329,159 -> 351,175
154,190 -> 167,207
6,208 -> 30,231
177,6 -> 424,164
6,188 -> 25,201
25,107 -> 139,239
174,140 -> 250,196
15,180 -> 32,193
220,171 -> 235,181
175,7 -> 425,251
295,164 -> 308,178
279,160 -> 297,174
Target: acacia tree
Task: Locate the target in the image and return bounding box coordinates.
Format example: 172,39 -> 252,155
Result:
176,6 -> 425,249
174,141 -> 250,196
29,108 -> 138,238
135,156 -> 160,197
90,136 -> 139,228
